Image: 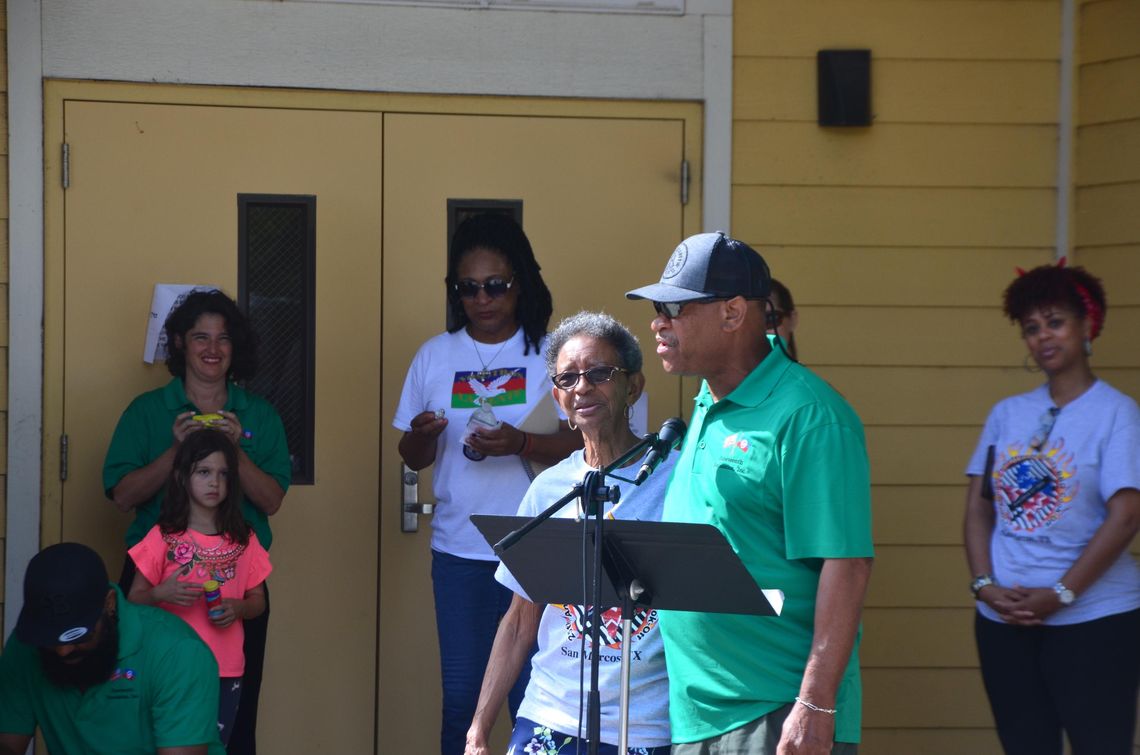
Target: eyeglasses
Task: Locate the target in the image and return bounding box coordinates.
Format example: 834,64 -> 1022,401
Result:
652,298 -> 729,320
767,309 -> 788,328
551,365 -> 629,391
1029,406 -> 1060,452
453,277 -> 515,300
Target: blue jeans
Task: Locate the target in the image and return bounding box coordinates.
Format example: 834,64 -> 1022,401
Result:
432,549 -> 533,755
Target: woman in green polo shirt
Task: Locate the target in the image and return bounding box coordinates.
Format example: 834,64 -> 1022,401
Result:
103,289 -> 292,755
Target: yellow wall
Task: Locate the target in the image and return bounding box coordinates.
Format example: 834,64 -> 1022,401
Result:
734,1 -> 1063,752
1074,2 -> 1140,748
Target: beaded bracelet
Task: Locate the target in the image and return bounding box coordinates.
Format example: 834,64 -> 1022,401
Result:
795,696 -> 837,715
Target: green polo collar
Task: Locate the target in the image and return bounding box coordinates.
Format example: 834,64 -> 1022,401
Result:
696,335 -> 793,411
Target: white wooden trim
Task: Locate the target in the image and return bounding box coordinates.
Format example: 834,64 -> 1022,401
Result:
6,0 -> 46,639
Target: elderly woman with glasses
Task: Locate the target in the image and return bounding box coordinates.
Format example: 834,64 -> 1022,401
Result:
964,261 -> 1140,755
464,311 -> 673,755
394,213 -> 582,755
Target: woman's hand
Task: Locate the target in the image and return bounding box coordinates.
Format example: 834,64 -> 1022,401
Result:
409,410 -> 448,440
212,410 -> 245,445
465,422 -> 526,457
981,584 -> 1061,625
153,564 -> 203,607
172,411 -> 204,444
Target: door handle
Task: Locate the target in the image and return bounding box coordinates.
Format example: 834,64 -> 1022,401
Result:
401,463 -> 435,533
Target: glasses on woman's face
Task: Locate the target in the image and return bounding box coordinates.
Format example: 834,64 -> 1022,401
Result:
652,298 -> 728,320
551,365 -> 629,391
453,276 -> 515,300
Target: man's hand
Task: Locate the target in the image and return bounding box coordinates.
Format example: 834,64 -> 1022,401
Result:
778,702 -> 836,755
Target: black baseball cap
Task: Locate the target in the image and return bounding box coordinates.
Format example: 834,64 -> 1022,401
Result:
15,543 -> 111,647
626,231 -> 771,303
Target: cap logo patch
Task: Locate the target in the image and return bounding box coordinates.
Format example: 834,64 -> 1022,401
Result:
662,243 -> 688,279
58,626 -> 88,643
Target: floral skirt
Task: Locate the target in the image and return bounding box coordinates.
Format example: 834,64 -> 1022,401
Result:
507,716 -> 670,755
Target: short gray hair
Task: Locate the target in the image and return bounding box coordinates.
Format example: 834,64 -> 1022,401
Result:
545,311 -> 643,376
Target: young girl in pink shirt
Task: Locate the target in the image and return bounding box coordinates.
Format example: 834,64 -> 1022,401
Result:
128,429 -> 271,746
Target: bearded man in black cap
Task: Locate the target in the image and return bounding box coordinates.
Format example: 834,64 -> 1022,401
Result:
0,542 -> 224,754
626,232 -> 874,755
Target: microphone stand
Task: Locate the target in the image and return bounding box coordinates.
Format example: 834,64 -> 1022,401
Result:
493,432 -> 659,755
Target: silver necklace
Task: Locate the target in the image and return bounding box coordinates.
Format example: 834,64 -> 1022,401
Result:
469,330 -> 511,376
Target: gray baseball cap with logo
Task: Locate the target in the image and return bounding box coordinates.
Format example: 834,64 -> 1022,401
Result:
625,231 -> 771,303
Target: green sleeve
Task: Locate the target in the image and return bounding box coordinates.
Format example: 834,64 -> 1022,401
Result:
150,634 -> 223,751
102,395 -> 155,498
782,415 -> 874,561
249,400 -> 292,493
0,634 -> 38,737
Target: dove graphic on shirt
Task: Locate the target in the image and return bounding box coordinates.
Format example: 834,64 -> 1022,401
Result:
468,371 -> 515,406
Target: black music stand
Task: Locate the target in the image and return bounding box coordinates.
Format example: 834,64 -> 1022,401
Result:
473,514 -> 782,750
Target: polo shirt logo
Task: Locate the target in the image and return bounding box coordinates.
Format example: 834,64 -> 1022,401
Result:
109,668 -> 137,681
722,434 -> 750,453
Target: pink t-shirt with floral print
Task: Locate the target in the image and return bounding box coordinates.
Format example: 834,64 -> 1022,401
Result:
130,526 -> 271,676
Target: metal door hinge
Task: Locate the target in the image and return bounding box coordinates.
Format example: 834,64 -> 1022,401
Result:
680,159 -> 690,206
60,434 -> 69,481
62,143 -> 70,189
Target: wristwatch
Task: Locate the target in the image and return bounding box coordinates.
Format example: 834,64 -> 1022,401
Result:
970,574 -> 994,597
1053,581 -> 1076,606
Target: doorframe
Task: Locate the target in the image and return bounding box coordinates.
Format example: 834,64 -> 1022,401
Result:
20,81 -> 707,637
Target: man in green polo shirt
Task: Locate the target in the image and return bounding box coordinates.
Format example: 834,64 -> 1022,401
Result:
627,232 -> 873,755
0,543 -> 224,755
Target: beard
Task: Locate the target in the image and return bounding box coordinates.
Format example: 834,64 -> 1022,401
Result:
38,614 -> 120,690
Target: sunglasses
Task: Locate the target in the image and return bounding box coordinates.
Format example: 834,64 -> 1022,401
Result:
1029,406 -> 1060,452
453,276 -> 515,300
551,365 -> 629,391
652,298 -> 729,319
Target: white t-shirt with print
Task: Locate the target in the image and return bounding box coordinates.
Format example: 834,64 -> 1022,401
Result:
966,380 -> 1140,625
496,448 -> 674,748
394,327 -> 560,560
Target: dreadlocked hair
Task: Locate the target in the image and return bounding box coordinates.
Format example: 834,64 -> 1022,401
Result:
445,213 -> 553,356
159,430 -> 250,546
1003,261 -> 1107,339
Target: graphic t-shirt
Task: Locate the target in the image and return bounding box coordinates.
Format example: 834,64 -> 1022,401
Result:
393,327 -> 562,560
130,527 -> 272,676
966,380 -> 1140,625
496,449 -> 675,748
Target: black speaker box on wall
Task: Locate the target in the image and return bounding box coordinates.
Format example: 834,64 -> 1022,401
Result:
817,49 -> 871,127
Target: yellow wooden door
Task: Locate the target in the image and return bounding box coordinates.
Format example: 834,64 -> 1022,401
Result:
379,111 -> 694,752
44,83 -> 699,753
47,99 -> 384,753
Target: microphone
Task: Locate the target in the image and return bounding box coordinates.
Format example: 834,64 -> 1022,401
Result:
635,417 -> 686,485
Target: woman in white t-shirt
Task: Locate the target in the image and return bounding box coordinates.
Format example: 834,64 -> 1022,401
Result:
964,260 -> 1140,755
394,213 -> 582,755
464,312 -> 672,755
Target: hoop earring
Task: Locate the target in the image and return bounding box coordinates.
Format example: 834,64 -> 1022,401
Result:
1023,354 -> 1041,373
568,419 -> 578,431
1083,338 -> 1093,356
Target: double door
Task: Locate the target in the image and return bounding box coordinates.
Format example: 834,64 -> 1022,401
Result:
45,82 -> 699,751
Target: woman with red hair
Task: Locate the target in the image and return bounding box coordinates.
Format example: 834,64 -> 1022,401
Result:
963,261 -> 1140,754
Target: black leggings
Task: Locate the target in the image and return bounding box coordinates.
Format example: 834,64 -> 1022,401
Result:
975,608 -> 1140,755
